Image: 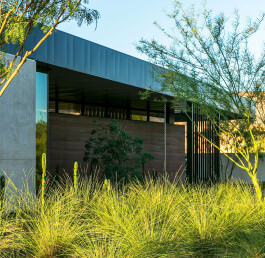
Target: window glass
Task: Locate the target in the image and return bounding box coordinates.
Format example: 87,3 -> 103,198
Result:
109,107 -> 126,119
131,110 -> 147,121
49,101 -> 55,112
150,112 -> 164,123
59,102 -> 81,115
36,72 -> 48,191
85,105 -> 103,117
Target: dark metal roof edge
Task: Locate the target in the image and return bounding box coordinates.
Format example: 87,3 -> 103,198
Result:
6,27 -> 162,92
55,29 -> 153,67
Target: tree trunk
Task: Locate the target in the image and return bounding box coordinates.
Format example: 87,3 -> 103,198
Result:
249,172 -> 262,202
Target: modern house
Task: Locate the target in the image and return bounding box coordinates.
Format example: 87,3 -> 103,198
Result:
0,29 -> 220,192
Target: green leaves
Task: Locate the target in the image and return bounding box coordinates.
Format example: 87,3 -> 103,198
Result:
138,1 -> 265,198
83,120 -> 155,183
0,0 -> 100,97
4,22 -> 26,44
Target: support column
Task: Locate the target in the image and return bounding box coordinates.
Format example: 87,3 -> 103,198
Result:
81,93 -> 85,116
104,96 -> 109,118
126,99 -> 131,120
186,102 -> 193,183
166,102 -> 170,124
55,84 -> 59,113
147,101 -> 150,122
164,102 -> 167,176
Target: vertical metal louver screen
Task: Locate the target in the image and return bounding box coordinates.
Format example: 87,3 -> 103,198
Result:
187,103 -> 220,183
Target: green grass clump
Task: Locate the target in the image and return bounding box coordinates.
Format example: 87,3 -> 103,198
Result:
1,177 -> 265,257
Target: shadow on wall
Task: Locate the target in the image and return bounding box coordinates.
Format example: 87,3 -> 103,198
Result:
220,153 -> 265,183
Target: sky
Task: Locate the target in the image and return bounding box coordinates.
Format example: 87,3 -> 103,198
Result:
58,0 -> 265,61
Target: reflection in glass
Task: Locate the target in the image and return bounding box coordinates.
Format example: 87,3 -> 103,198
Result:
150,112 -> 164,123
59,102 -> 81,115
49,100 -> 55,112
131,110 -> 147,121
36,72 -> 48,192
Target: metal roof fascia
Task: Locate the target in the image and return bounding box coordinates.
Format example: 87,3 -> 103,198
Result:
6,28 -> 162,92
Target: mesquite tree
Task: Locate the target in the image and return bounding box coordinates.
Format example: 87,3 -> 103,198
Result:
137,1 -> 265,201
0,0 -> 99,97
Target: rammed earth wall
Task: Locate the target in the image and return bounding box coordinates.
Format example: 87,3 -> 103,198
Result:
48,113 -> 185,181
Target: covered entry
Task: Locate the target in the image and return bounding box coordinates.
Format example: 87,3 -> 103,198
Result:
43,63 -> 185,180
25,28 -> 220,183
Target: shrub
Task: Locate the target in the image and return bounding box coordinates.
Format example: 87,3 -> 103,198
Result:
83,120 -> 155,183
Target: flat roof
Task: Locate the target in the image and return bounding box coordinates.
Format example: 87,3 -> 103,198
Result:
6,28 -> 254,119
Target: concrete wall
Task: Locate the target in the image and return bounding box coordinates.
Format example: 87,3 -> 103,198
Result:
48,114 -> 186,181
0,55 -> 36,193
220,153 -> 265,183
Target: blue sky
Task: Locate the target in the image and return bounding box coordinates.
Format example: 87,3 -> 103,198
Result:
58,0 -> 265,61
36,72 -> 48,123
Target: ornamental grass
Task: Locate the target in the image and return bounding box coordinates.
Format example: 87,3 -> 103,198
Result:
1,175 -> 265,257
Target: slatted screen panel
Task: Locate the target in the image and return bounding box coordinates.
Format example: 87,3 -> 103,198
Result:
187,103 -> 220,183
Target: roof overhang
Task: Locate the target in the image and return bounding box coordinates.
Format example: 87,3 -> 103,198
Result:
6,27 -> 161,93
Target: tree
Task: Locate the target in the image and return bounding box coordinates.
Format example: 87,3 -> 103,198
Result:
137,1 -> 265,201
0,0 -> 99,97
83,120 -> 155,183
